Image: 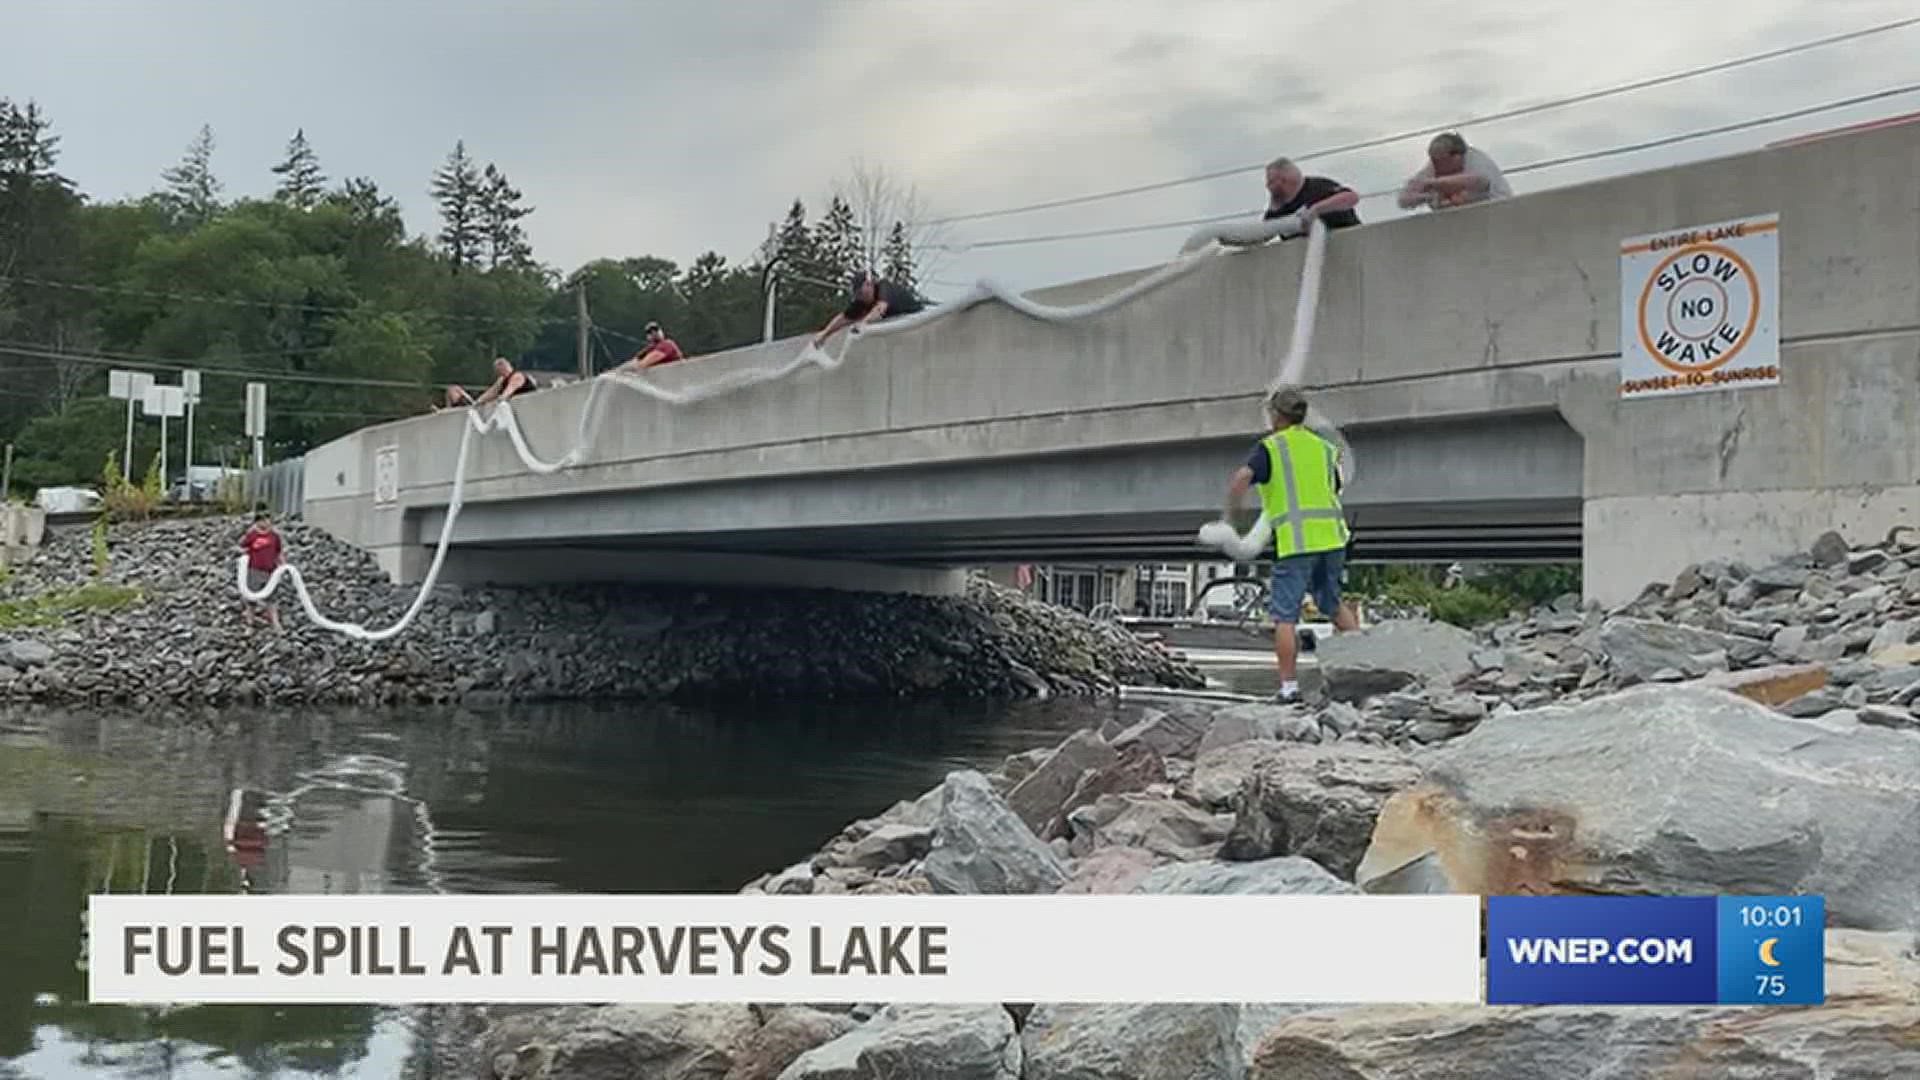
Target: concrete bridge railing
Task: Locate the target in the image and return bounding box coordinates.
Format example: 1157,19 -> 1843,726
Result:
304,121 -> 1920,607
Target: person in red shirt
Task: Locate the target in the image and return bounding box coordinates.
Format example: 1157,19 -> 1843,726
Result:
614,321 -> 684,373
240,508 -> 283,633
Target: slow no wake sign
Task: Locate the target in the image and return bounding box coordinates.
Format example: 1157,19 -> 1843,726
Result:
1618,213 -> 1780,399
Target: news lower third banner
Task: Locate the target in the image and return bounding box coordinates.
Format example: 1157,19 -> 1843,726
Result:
89,894 -> 1481,1005
1487,895 -> 1825,1005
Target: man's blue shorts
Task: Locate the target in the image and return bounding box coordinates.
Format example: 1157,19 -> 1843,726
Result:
1269,548 -> 1345,623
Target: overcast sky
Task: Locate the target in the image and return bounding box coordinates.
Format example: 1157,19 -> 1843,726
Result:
6,0 -> 1918,296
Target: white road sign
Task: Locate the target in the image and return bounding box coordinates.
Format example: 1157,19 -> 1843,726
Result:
1618,213 -> 1780,399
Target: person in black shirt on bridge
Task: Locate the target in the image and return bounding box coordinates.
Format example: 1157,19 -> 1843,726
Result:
813,269 -> 927,347
1263,156 -> 1361,234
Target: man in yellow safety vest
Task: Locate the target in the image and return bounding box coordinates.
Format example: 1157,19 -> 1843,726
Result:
1223,387 -> 1360,703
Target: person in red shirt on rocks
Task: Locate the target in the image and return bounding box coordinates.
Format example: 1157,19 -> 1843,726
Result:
614,321 -> 684,373
240,507 -> 283,633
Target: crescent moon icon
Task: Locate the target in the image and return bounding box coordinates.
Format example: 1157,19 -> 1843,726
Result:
1759,938 -> 1782,967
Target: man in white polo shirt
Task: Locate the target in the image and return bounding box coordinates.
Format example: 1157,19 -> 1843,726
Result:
1398,132 -> 1512,211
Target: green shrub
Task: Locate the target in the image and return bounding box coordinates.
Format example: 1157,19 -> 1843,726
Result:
1422,586 -> 1517,628
141,450 -> 164,502
1472,563 -> 1582,607
0,583 -> 143,628
215,473 -> 251,515
99,449 -> 164,522
1346,563 -> 1523,629
90,514 -> 109,576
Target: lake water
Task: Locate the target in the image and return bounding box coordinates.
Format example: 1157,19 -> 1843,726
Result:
0,660 -> 1270,1079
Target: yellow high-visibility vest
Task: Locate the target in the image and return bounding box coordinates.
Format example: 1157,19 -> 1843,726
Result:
1258,426 -> 1350,557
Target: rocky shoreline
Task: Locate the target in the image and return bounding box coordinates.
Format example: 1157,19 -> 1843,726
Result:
462,527 -> 1920,1079
0,516 -> 1203,705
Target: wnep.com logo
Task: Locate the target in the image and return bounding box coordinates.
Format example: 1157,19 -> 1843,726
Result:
1504,933 -> 1696,967
1486,896 -> 1823,1006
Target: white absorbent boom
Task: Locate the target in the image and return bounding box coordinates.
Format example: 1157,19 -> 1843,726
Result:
238,217 -> 1341,639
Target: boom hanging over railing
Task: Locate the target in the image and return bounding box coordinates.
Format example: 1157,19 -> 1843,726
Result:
239,214 -> 1345,640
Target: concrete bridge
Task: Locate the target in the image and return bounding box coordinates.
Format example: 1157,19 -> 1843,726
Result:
304,121 -> 1920,607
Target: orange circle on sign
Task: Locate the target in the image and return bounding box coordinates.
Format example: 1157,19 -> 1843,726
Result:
1636,243 -> 1761,375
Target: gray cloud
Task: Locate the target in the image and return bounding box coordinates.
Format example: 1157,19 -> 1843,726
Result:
3,0 -> 1917,297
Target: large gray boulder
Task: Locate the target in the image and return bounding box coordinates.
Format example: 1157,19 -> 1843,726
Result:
1313,621 -> 1478,702
1135,856 -> 1355,896
779,1004 -> 1019,1080
1005,728 -> 1115,835
483,1003 -> 758,1080
726,1008 -> 856,1080
1250,931 -> 1920,1079
1598,616 -> 1765,682
1197,704 -> 1317,754
838,824 -> 935,871
1064,793 -> 1232,862
1178,741 -> 1289,811
1042,742 -> 1166,839
5,639 -> 53,668
922,771 -> 1068,895
1055,847 -> 1166,894
869,785 -> 945,830
1110,706 -> 1210,760
1219,742 -> 1421,879
1356,685 -> 1920,931
1022,1004 -> 1244,1080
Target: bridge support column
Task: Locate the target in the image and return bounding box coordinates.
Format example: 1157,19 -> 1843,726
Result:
1583,486 -> 1920,608
1561,331 -> 1920,610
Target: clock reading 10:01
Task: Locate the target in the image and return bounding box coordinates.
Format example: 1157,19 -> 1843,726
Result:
1736,903 -> 1806,929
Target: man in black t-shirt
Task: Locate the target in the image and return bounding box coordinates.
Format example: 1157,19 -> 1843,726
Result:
1262,157 -> 1361,233
813,269 -> 928,347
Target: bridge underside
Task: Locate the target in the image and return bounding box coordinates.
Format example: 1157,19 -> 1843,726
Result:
441,503 -> 1581,564
415,413 -> 1584,569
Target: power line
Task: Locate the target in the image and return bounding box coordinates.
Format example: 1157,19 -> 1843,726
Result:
0,272 -> 575,329
0,342 -> 432,389
951,83 -> 1920,250
919,15 -> 1920,227
0,338 -> 332,365
0,382 -> 413,421
590,323 -> 624,368
591,321 -> 649,347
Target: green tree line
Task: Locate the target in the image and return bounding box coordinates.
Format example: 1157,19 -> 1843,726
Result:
0,101 -> 928,493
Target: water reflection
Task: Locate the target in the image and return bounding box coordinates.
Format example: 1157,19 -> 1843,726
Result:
0,693 -> 1159,1078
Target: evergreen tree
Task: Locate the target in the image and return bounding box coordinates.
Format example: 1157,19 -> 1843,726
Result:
0,98 -> 84,450
881,220 -> 916,290
334,176 -> 401,229
477,162 -> 533,270
770,199 -> 835,331
677,250 -> 760,354
0,99 -> 67,185
270,128 -> 327,208
814,195 -> 862,280
159,124 -> 222,226
773,198 -> 812,270
430,140 -> 483,273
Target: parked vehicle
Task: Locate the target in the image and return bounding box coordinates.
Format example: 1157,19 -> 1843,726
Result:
171,465 -> 246,502
33,486 -> 101,514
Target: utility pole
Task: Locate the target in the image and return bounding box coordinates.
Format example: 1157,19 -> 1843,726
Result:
182,370 -> 201,500
245,382 -> 267,470
1,442 -> 13,502
575,282 -> 591,378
